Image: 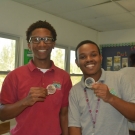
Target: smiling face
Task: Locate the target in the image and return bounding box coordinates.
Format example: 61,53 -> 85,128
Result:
28,28 -> 55,66
75,43 -> 102,81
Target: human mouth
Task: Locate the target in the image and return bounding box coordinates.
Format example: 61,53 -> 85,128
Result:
38,50 -> 46,52
86,64 -> 94,69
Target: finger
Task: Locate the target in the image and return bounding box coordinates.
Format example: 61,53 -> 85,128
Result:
91,83 -> 100,89
30,87 -> 42,90
40,88 -> 48,95
31,87 -> 46,94
32,97 -> 45,102
37,97 -> 46,101
38,92 -> 48,98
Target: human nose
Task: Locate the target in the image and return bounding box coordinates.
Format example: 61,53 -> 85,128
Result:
86,56 -> 93,62
38,40 -> 47,47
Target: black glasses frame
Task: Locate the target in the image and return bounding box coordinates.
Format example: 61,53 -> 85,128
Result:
29,37 -> 54,44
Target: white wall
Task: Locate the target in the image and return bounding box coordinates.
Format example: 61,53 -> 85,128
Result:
1,1 -> 135,64
0,0 -> 98,65
1,0 -> 135,132
0,0 -> 135,132
0,0 -> 97,130
98,28 -> 135,45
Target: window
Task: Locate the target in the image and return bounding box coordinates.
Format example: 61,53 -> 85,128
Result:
0,35 -> 83,93
51,47 -> 82,85
51,46 -> 67,70
0,33 -> 19,91
70,50 -> 82,85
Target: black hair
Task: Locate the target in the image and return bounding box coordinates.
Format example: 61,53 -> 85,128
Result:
75,40 -> 100,59
26,20 -> 57,43
129,53 -> 135,67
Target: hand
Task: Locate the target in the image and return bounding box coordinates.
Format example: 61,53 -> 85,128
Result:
23,87 -> 48,106
91,83 -> 113,102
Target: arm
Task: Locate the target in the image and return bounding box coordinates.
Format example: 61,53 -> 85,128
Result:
0,87 -> 47,121
59,107 -> 68,135
107,94 -> 135,120
0,99 -> 29,121
59,73 -> 72,135
69,127 -> 82,135
92,83 -> 135,120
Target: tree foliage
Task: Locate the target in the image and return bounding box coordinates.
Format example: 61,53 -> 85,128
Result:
51,47 -> 82,85
0,38 -> 16,91
0,40 -> 15,71
51,48 -> 65,69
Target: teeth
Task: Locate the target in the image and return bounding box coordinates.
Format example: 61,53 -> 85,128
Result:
38,50 -> 46,52
86,64 -> 94,69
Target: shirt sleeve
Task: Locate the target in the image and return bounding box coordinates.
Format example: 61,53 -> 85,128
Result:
0,71 -> 17,104
119,74 -> 135,103
128,121 -> 135,131
61,73 -> 72,108
68,88 -> 81,127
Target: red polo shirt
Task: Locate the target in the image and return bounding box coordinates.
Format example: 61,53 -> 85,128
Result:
0,60 -> 72,135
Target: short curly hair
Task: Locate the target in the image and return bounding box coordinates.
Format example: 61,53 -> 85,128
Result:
75,40 -> 100,59
26,20 -> 57,43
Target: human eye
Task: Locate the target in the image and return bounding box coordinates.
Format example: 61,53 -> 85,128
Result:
31,37 -> 40,44
79,55 -> 86,59
91,53 -> 98,57
45,37 -> 54,43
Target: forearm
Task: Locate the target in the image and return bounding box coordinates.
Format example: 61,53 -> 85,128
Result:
60,107 -> 68,135
0,98 -> 28,121
108,95 -> 135,120
60,114 -> 68,135
69,127 -> 82,135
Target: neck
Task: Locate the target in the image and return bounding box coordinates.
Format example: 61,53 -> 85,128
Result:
84,70 -> 102,82
32,59 -> 52,69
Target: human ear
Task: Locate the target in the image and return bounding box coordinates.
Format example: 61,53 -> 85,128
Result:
28,44 -> 32,51
100,55 -> 103,62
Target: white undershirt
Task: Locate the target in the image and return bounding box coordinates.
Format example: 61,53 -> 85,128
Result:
37,68 -> 49,73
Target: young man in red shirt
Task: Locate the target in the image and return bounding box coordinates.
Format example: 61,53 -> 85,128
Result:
0,20 -> 72,135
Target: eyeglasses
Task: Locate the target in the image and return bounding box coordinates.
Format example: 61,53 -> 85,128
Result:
29,37 -> 54,44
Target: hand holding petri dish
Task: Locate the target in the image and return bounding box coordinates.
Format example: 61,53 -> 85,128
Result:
85,77 -> 95,88
47,84 -> 56,95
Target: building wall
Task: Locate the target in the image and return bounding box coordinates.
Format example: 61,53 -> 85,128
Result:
0,0 -> 98,66
98,28 -> 135,45
0,0 -> 97,130
1,0 -> 135,132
